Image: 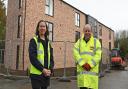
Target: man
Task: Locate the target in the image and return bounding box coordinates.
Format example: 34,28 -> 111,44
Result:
73,24 -> 102,89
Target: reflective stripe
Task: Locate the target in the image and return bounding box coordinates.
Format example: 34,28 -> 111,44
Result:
91,59 -> 96,66
48,42 -> 51,68
93,38 -> 96,53
95,47 -> 101,51
75,46 -> 94,56
93,47 -> 101,54
37,42 -> 40,50
94,38 -> 96,49
77,71 -> 98,76
37,50 -> 43,54
38,59 -> 43,63
74,47 -> 79,52
80,52 -> 94,56
77,58 -> 83,64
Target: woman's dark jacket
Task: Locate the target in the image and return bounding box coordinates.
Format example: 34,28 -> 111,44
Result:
29,37 -> 54,87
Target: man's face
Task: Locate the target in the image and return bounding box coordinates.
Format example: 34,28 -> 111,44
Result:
83,25 -> 92,40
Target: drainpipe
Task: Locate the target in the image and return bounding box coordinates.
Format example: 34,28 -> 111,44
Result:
22,0 -> 26,70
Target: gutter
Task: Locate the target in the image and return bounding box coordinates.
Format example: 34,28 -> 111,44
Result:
22,0 -> 26,70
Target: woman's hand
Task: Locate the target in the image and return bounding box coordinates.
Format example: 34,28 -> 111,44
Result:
42,68 -> 51,76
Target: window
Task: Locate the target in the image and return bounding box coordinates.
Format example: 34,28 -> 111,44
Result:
0,49 -> 4,63
19,0 -> 22,8
75,31 -> 80,42
99,39 -> 102,47
109,30 -> 111,40
46,22 -> 53,41
109,42 -> 111,51
99,25 -> 102,36
16,45 -> 20,69
75,12 -> 80,27
17,15 -> 22,38
45,0 -> 53,16
94,26 -> 98,38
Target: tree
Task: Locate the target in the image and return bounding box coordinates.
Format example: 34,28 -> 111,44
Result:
0,0 -> 6,49
0,0 -> 6,40
115,30 -> 128,58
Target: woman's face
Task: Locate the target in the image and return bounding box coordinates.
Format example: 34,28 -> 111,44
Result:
38,21 -> 47,36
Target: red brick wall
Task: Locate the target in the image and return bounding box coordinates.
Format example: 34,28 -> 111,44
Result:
5,0 -> 114,71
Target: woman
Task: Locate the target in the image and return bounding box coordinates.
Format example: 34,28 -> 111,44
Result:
29,20 -> 54,89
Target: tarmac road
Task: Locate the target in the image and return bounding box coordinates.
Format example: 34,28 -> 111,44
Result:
99,67 -> 128,89
0,67 -> 128,89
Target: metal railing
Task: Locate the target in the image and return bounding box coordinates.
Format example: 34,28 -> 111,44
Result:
0,39 -> 111,77
99,47 -> 111,77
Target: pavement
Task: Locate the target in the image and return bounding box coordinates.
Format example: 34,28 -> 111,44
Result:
0,75 -> 78,89
0,67 -> 128,89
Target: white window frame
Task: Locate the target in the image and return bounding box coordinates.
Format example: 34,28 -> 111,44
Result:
19,0 -> 22,8
46,22 -> 53,41
45,0 -> 53,16
75,12 -> 80,27
17,15 -> 22,38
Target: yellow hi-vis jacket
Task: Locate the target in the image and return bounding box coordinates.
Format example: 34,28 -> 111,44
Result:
73,35 -> 102,89
30,36 -> 51,75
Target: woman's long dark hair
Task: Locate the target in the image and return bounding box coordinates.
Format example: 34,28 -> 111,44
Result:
35,20 -> 49,40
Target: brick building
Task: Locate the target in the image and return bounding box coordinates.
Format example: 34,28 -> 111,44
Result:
4,0 -> 114,75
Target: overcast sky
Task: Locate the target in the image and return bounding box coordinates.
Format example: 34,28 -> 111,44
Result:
64,0 -> 128,31
4,0 -> 128,31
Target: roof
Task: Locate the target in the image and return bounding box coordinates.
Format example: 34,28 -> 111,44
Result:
61,0 -> 87,16
61,0 -> 114,32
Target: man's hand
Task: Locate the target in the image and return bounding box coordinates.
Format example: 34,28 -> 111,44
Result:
82,63 -> 91,71
42,68 -> 51,76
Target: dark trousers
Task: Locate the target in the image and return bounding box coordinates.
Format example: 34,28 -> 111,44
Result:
80,87 -> 92,89
33,86 -> 47,89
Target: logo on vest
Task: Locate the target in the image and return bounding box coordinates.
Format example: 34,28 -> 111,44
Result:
90,46 -> 94,50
